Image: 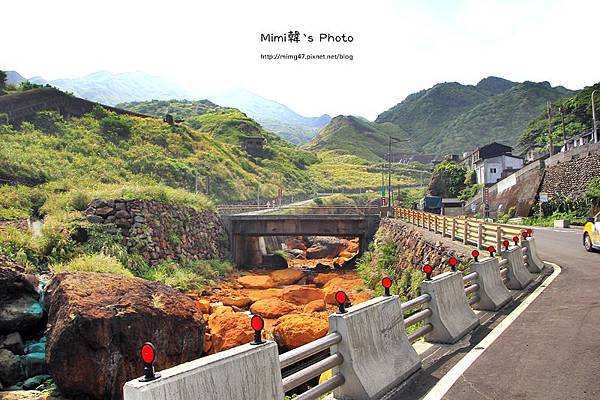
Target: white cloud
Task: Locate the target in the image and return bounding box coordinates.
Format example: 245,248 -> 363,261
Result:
2,0 -> 599,119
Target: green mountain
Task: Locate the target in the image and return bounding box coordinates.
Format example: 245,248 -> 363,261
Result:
207,87 -> 331,145
518,82 -> 600,149
305,115 -> 413,162
376,77 -> 575,154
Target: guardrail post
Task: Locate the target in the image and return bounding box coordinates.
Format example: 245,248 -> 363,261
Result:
463,221 -> 468,244
420,272 -> 479,344
470,258 -> 512,311
442,217 -> 447,237
123,342 -> 283,400
496,227 -> 502,253
522,237 -> 544,272
330,296 -> 421,399
477,224 -> 483,249
434,215 -> 439,233
500,246 -> 533,289
451,219 -> 457,241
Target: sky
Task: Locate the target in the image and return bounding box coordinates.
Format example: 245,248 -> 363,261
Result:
2,0 -> 599,119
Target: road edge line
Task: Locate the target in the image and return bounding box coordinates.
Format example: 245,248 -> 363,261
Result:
420,261 -> 562,400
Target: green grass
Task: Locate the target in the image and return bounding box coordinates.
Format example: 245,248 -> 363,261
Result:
139,259 -> 234,292
51,253 -> 133,277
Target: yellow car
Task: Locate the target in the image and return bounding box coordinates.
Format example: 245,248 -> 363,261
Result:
583,211 -> 600,252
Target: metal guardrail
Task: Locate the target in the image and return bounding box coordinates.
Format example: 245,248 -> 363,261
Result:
279,332 -> 344,398
394,208 -> 526,250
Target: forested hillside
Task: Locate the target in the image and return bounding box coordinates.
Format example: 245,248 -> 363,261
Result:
376,77 -> 574,154
518,82 -> 600,148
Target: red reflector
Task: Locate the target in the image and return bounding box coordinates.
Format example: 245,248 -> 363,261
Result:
141,343 -> 155,364
250,315 -> 264,331
522,231 -> 528,238
471,250 -> 480,258
503,240 -> 509,247
449,257 -> 458,267
488,246 -> 496,253
527,229 -> 533,235
423,264 -> 433,274
513,236 -> 519,242
382,277 -> 392,289
335,291 -> 348,304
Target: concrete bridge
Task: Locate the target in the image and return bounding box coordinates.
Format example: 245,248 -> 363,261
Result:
221,209 -> 380,267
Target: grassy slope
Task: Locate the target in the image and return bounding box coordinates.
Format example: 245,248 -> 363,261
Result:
305,115 -> 413,161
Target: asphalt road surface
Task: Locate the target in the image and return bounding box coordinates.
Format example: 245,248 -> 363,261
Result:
438,226 -> 600,400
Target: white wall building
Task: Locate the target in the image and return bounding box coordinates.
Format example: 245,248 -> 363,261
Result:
464,142 -> 524,186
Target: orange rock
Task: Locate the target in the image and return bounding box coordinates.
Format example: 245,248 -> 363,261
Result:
346,239 -> 360,253
250,298 -> 297,318
222,296 -> 253,308
323,277 -> 370,305
303,299 -> 326,313
203,333 -> 212,353
196,299 -> 212,314
285,237 -> 307,251
273,314 -> 329,349
237,275 -> 274,289
244,288 -> 283,302
312,273 -> 339,286
212,305 -> 234,315
282,285 -> 325,305
270,269 -> 306,286
208,313 -> 253,353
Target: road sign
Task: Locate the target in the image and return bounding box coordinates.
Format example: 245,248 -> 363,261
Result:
539,192 -> 549,203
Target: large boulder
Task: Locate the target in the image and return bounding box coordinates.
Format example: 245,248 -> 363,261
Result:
270,269 -> 306,286
272,314 -> 329,350
0,258 -> 44,335
207,313 -> 253,353
0,348 -> 23,386
250,298 -> 297,319
237,274 -> 275,289
305,237 -> 347,259
323,277 -> 372,305
45,272 -> 205,400
281,286 -> 325,305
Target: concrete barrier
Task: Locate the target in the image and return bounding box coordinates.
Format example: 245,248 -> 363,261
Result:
500,247 -> 533,290
470,257 -> 512,311
123,342 -> 283,400
522,238 -> 544,273
329,296 -> 421,399
421,272 -> 479,344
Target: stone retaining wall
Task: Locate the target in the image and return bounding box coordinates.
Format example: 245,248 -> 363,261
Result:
85,200 -> 227,265
540,149 -> 600,198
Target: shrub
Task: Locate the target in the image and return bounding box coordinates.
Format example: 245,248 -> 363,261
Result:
100,115 -> 133,140
30,111 -> 64,133
51,253 -> 133,277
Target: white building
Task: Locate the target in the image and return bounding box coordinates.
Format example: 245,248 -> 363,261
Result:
464,142 -> 524,186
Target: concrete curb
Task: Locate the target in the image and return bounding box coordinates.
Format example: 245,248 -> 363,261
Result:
421,272 -> 479,344
522,238 -> 544,272
501,247 -> 533,289
470,257 -> 512,311
329,296 -> 421,399
123,342 -> 283,400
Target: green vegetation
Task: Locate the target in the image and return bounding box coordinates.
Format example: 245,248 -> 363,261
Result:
118,99 -> 232,118
139,259 -> 233,292
523,180 -> 600,226
0,70 -> 6,89
376,77 -> 575,154
51,253 -> 133,277
518,82 -> 600,149
428,161 -> 476,198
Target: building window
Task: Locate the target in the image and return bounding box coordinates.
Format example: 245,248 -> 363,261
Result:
490,168 -> 497,173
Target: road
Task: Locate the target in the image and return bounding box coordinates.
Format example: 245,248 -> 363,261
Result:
437,227 -> 600,400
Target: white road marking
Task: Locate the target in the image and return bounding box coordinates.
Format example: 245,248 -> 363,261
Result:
421,262 -> 562,400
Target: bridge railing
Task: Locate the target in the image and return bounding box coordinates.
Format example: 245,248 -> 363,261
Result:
218,204 -> 382,216
394,207 -> 525,250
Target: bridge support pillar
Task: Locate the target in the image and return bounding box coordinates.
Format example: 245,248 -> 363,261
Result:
421,272 -> 479,344
522,238 -> 544,273
470,257 -> 512,311
500,247 -> 533,289
123,342 -> 283,400
330,296 -> 420,400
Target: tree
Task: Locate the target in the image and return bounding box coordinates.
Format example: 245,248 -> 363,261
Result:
0,70 -> 7,89
428,161 -> 470,197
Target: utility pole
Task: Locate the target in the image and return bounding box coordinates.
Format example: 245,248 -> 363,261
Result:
257,184 -> 260,206
592,90 -> 598,143
547,101 -> 554,156
559,106 -> 567,147
387,136 -> 410,210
